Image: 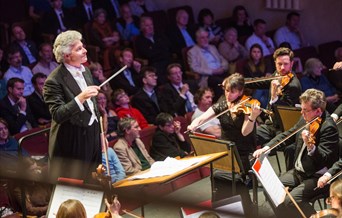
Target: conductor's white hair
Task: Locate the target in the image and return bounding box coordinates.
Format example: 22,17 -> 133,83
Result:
53,30 -> 82,63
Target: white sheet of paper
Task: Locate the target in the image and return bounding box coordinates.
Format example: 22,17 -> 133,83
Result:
252,157 -> 286,207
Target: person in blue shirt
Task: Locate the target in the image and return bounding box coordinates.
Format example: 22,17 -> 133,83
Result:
102,146 -> 126,183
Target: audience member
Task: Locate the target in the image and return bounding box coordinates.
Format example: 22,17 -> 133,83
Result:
187,28 -> 228,98
274,12 -> 306,50
97,91 -> 119,141
4,48 -> 34,96
218,27 -> 247,74
116,4 -> 140,43
335,47 -> 342,62
109,48 -> 141,97
228,5 -> 253,40
41,0 -> 75,36
112,89 -> 148,129
27,73 -> 51,125
99,0 -> 123,20
243,44 -> 273,108
131,66 -> 161,124
192,87 -> 221,138
159,63 -> 197,117
75,0 -> 98,27
128,0 -> 157,16
150,112 -> 191,161
197,8 -> 222,45
245,19 -> 275,57
135,16 -> 172,84
89,62 -> 112,98
168,9 -> 196,59
253,89 -> 339,218
301,58 -> 340,113
32,43 -> 58,76
28,0 -> 52,22
0,78 -> 38,135
90,8 -> 121,49
0,49 -> 6,100
102,146 -> 126,183
10,25 -> 38,67
114,117 -> 154,175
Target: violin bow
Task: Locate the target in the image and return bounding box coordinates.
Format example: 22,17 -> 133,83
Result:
184,97 -> 251,134
244,75 -> 283,84
284,187 -> 307,218
122,209 -> 144,218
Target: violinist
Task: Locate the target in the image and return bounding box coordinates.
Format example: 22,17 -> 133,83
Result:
331,104 -> 342,123
253,89 -> 339,217
317,159 -> 342,188
245,47 -> 302,171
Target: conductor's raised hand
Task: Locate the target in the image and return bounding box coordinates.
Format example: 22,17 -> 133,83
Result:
77,85 -> 100,103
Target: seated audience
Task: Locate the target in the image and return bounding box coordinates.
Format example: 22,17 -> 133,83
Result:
41,0 -> 76,36
90,8 -> 121,49
9,25 -> 38,67
75,0 -> 98,27
228,5 -> 253,41
102,146 -> 126,183
188,28 -> 228,98
4,48 -> 34,97
32,43 -> 58,76
27,73 -> 51,125
300,58 -> 340,113
150,113 -> 191,161
243,43 -> 273,108
159,63 -> 197,116
128,0 -> 157,16
97,91 -> 119,141
218,27 -> 248,74
197,8 -> 222,45
135,16 -> 172,84
112,89 -> 148,129
168,9 -> 196,59
274,12 -> 306,50
98,0 -> 122,20
114,117 -> 154,175
335,47 -> 342,62
28,0 -> 51,22
89,62 -> 112,98
0,49 -> 6,99
245,19 -> 275,57
0,78 -> 38,135
192,87 -> 221,138
109,48 -> 141,97
131,66 -> 161,124
116,4 -> 140,44
253,89 -> 339,217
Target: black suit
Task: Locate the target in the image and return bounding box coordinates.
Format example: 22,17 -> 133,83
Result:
328,158 -> 342,176
158,81 -> 197,117
131,88 -> 161,124
43,64 -> 101,181
27,91 -> 51,123
0,96 -> 38,135
264,112 -> 339,207
333,104 -> 342,117
109,67 -> 141,96
41,8 -> 75,35
168,24 -> 196,59
10,40 -> 38,66
74,2 -> 100,26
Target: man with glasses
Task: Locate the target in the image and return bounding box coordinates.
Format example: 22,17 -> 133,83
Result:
253,89 -> 339,217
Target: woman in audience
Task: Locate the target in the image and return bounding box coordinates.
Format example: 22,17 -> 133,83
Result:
150,113 -> 191,161
218,27 -> 247,74
90,9 -> 121,49
97,91 -> 119,141
112,89 -> 148,129
228,5 -> 253,41
116,4 -> 140,45
243,43 -> 273,108
301,58 -> 340,113
197,8 -> 222,45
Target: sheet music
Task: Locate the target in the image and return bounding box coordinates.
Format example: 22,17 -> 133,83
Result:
47,184 -> 104,218
252,157 -> 286,207
130,156 -> 210,180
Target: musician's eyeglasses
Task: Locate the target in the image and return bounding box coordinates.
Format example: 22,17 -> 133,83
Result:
326,196 -> 336,204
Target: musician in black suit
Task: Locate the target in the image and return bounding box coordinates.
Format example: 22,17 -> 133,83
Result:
0,78 -> 38,135
253,89 -> 339,217
27,73 -> 51,125
109,48 -> 141,97
158,63 -> 197,117
131,66 -> 160,124
317,159 -> 342,188
331,104 -> 342,122
43,30 -> 101,181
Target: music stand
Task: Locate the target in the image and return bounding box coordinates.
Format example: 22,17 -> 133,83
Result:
189,134 -> 243,198
46,179 -> 105,218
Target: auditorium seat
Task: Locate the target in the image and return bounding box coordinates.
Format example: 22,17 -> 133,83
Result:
139,125 -> 157,153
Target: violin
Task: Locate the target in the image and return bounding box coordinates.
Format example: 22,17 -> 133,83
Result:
307,117 -> 322,145
230,95 -> 273,116
310,208 -> 339,218
276,72 -> 294,96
